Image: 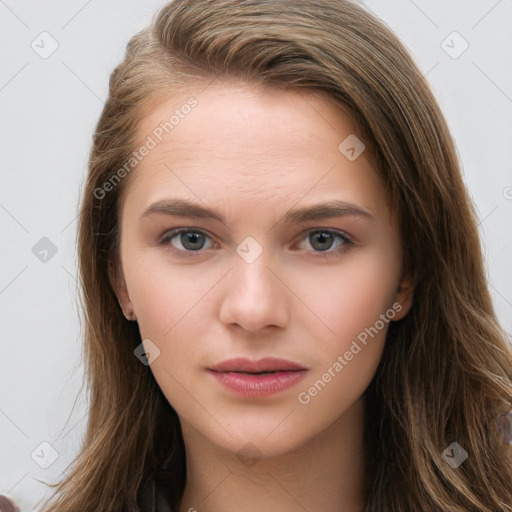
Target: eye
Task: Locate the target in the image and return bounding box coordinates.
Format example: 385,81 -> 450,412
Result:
160,229 -> 215,252
296,229 -> 353,257
159,228 -> 353,258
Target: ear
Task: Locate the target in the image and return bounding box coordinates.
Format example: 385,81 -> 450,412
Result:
108,256 -> 136,321
392,269 -> 415,321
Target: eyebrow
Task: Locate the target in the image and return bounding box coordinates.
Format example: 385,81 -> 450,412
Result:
140,198 -> 375,225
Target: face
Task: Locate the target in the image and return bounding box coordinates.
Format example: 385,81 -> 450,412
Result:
110,80 -> 414,458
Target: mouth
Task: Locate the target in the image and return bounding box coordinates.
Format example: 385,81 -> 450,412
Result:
209,356 -> 307,374
227,370 -> 291,375
207,357 -> 308,397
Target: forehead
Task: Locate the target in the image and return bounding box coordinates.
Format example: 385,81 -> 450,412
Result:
138,80 -> 359,159
123,80 -> 388,221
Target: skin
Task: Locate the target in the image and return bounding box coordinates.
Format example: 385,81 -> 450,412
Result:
110,79 -> 414,512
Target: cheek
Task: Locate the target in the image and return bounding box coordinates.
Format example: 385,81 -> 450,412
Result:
298,247 -> 401,346
292,252 -> 399,420
125,253 -> 209,338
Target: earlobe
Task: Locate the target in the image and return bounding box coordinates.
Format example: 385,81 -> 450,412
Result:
393,270 -> 415,321
108,257 -> 136,321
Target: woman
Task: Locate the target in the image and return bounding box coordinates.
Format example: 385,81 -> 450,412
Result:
40,1 -> 512,511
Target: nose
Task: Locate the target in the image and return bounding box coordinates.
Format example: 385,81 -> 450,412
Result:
219,248 -> 291,333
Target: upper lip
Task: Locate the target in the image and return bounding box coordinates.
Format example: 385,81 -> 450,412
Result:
209,357 -> 307,373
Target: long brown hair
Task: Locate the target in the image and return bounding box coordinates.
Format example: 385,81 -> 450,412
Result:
40,1 -> 512,510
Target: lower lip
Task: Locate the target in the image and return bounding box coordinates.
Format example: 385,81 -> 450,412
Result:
208,370 -> 307,397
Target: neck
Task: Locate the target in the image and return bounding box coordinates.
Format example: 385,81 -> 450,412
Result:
178,397 -> 367,512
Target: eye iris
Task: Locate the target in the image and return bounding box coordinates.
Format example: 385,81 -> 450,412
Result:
172,231 -> 341,252
310,231 -> 334,251
181,232 -> 204,250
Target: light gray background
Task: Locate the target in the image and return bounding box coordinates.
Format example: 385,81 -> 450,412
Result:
1,1 -> 511,510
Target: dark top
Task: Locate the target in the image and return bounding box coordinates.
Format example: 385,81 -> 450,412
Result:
139,478 -> 174,512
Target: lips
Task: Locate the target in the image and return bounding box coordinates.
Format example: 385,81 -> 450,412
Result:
209,357 -> 307,374
208,357 -> 308,397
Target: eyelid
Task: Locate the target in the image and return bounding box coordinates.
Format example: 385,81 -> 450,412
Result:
159,227 -> 218,249
159,227 -> 355,257
294,229 -> 354,258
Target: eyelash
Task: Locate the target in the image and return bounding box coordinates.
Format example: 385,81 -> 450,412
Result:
158,228 -> 354,259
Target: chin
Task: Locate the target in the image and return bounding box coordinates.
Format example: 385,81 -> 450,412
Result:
213,419 -> 316,459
